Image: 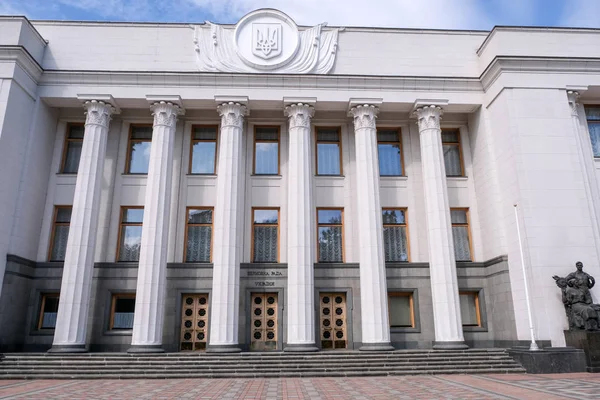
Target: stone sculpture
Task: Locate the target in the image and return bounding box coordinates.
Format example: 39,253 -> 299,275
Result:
553,262 -> 600,331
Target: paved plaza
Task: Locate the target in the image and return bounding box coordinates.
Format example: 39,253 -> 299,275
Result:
0,373 -> 599,399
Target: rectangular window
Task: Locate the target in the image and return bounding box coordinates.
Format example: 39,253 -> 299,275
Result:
317,208 -> 344,262
60,124 -> 85,174
459,291 -> 481,327
117,207 -> 144,262
125,125 -> 152,174
254,126 -> 280,175
190,125 -> 217,174
110,294 -> 136,330
382,208 -> 409,262
585,107 -> 600,157
48,206 -> 72,261
451,208 -> 472,262
38,293 -> 59,330
388,292 -> 415,328
377,128 -> 404,176
252,208 -> 279,263
442,129 -> 464,177
185,208 -> 213,263
316,127 -> 342,176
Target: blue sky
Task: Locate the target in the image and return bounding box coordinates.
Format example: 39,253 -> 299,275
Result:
1,0 -> 599,29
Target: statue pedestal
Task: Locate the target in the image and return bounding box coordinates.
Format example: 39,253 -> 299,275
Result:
508,347 -> 586,373
564,330 -> 600,372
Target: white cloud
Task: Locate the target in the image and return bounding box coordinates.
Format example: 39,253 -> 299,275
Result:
559,0 -> 600,28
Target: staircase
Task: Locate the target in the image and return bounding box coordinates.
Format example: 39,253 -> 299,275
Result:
0,349 -> 525,379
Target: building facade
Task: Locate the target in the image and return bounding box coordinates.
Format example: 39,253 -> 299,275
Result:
1,8 -> 600,353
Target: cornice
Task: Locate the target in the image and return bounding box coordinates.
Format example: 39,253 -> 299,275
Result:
0,45 -> 44,82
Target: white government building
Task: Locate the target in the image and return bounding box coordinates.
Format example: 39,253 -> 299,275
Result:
1,8 -> 600,353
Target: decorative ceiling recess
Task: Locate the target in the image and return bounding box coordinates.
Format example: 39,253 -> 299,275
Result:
193,9 -> 340,74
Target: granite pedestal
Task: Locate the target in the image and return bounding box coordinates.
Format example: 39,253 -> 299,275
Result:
508,347 -> 586,373
564,330 -> 600,372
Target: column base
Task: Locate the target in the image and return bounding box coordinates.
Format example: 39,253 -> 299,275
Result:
127,345 -> 165,353
206,344 -> 242,353
48,344 -> 87,353
359,342 -> 395,351
432,341 -> 469,350
284,343 -> 319,352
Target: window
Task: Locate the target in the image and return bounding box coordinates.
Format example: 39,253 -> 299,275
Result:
450,208 -> 472,261
317,208 -> 344,262
37,293 -> 59,330
110,294 -> 136,330
388,292 -> 415,328
382,208 -> 409,262
48,206 -> 72,261
190,125 -> 217,174
125,125 -> 152,174
459,291 -> 481,327
585,107 -> 600,157
442,129 -> 464,177
185,208 -> 213,263
117,207 -> 144,262
60,124 -> 85,174
316,127 -> 342,176
254,126 -> 280,175
377,128 -> 404,176
252,208 -> 279,263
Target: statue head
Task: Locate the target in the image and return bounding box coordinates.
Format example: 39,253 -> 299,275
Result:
576,261 -> 584,271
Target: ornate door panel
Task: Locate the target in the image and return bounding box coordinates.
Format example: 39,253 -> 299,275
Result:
180,294 -> 209,351
250,293 -> 278,351
320,293 -> 347,349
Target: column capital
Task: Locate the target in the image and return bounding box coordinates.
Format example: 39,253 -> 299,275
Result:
150,101 -> 184,128
217,102 -> 248,127
349,104 -> 379,130
413,105 -> 444,131
82,100 -> 117,128
567,91 -> 581,117
285,103 -> 315,130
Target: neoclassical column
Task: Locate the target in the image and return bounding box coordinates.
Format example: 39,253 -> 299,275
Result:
284,101 -> 318,352
349,102 -> 394,351
50,97 -> 118,353
129,99 -> 183,353
413,103 -> 467,349
207,100 -> 248,353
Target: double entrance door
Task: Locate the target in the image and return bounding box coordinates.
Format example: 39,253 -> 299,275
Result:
319,292 -> 348,349
250,292 -> 279,351
180,294 -> 209,351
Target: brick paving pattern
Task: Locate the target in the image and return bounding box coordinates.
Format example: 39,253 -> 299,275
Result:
0,374 -> 599,399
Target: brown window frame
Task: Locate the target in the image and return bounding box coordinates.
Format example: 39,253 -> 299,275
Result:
116,206 -> 144,262
184,207 -> 214,263
37,293 -> 60,330
442,128 -> 465,177
253,126 -> 281,175
584,106 -> 600,158
459,291 -> 482,327
109,293 -> 136,330
189,125 -> 218,175
450,207 -> 473,262
251,207 -> 280,263
47,205 -> 72,262
377,127 -> 405,177
125,124 -> 153,175
315,126 -> 343,176
316,207 -> 345,263
388,292 -> 415,328
60,123 -> 85,174
382,208 -> 410,262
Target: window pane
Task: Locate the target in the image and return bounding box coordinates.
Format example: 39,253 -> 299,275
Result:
389,295 -> 412,327
113,297 -> 135,330
253,226 -> 278,262
115,297 -> 136,313
318,209 -> 342,224
588,122 -> 600,157
450,210 -> 467,224
460,293 -> 479,326
255,127 -> 279,141
383,226 -> 408,262
382,209 -> 405,225
192,126 -> 217,140
317,143 -> 341,175
50,225 -> 70,261
123,208 -> 144,223
119,226 -> 142,261
378,143 -> 403,176
255,142 -> 278,174
44,296 -> 60,313
191,141 -> 216,174
452,226 -> 471,261
188,209 -> 212,224
186,226 -> 212,262
377,129 -> 399,142
254,209 -> 278,224
443,144 -> 462,176
62,141 -> 83,173
586,107 -> 600,121
41,296 -> 59,329
131,126 -> 153,139
128,141 -> 151,173
68,125 -> 85,139
442,131 -> 459,143
318,226 -> 343,262
317,128 -> 339,141
55,208 -> 72,223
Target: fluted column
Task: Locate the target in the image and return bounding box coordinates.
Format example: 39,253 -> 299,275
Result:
207,101 -> 248,352
284,102 -> 318,352
414,104 -> 467,349
350,103 -> 394,351
50,99 -> 117,353
129,100 -> 183,353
